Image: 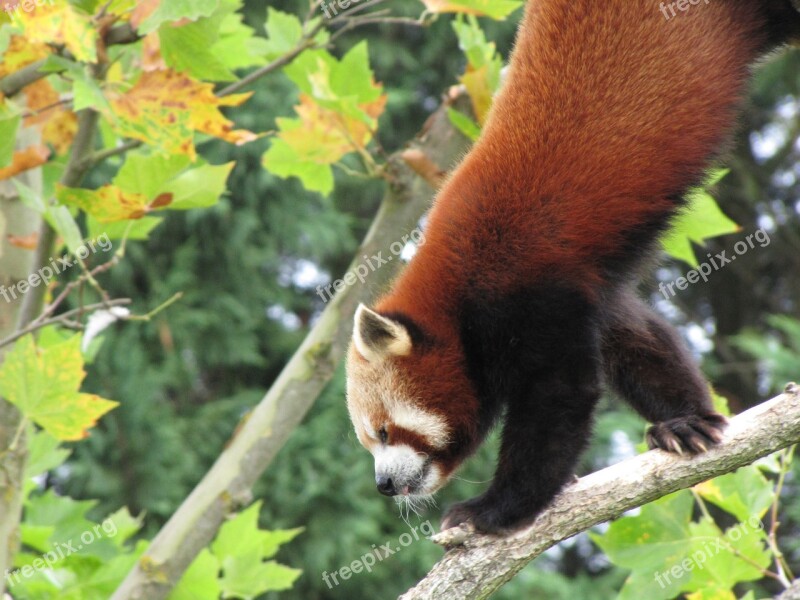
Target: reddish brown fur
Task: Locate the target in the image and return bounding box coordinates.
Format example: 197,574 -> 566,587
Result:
350,0 -> 799,531
382,0 -> 770,317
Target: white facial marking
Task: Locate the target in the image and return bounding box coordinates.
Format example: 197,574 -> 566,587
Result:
390,403 -> 449,449
373,444 -> 426,485
361,417 -> 377,441
417,464 -> 443,496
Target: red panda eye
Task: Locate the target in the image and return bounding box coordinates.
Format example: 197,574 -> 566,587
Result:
379,426 -> 388,443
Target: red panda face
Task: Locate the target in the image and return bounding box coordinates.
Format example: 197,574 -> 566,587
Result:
346,304 -> 478,500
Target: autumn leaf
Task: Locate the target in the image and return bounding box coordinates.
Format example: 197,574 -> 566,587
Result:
11,3 -> 98,63
452,16 -> 503,125
0,145 -> 50,181
21,78 -> 77,153
56,184 -> 173,222
0,34 -> 50,79
419,0 -> 522,19
0,336 -> 118,441
7,231 -> 39,250
105,69 -> 257,159
264,43 -> 386,194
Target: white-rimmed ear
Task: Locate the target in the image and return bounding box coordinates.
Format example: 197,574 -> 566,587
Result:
353,304 -> 412,362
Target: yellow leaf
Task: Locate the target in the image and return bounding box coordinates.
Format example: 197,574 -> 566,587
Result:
693,480 -> 724,503
0,336 -> 118,441
278,93 -> 387,164
106,69 -> 257,158
460,64 -> 493,124
57,184 -> 173,222
0,35 -> 50,80
12,3 -> 97,63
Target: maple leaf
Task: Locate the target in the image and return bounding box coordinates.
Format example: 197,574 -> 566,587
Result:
21,79 -> 77,154
57,184 -> 173,222
0,35 -> 50,79
0,336 -> 118,441
7,231 -> 39,250
0,145 -> 49,181
105,69 -> 256,159
11,3 -> 97,63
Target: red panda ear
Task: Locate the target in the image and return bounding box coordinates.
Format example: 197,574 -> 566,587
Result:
353,304 -> 412,362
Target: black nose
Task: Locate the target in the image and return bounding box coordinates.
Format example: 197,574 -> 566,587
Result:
376,475 -> 396,496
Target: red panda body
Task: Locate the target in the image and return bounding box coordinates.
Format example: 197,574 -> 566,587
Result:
346,0 -> 800,533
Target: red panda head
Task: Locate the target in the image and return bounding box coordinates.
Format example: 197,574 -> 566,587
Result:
345,304 -> 480,500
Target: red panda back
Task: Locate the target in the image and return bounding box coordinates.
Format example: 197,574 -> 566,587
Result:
379,0 -> 774,327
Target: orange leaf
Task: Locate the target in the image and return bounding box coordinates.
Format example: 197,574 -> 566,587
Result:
0,35 -> 50,80
7,231 -> 39,250
0,145 -> 50,181
130,0 -> 159,29
106,69 -> 257,158
42,110 -> 78,154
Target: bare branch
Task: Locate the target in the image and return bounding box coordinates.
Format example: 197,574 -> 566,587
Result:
400,384 -> 800,600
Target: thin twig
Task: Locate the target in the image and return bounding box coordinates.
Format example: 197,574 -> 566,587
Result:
0,299 -> 131,349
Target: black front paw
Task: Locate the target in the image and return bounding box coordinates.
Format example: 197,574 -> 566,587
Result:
442,495 -> 535,534
647,412 -> 728,455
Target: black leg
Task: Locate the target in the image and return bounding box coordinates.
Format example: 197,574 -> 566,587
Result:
601,292 -> 727,454
442,381 -> 600,533
445,288 -> 603,533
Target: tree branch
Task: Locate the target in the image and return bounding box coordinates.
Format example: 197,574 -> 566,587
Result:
109,89 -> 475,600
400,383 -> 800,600
779,578 -> 800,600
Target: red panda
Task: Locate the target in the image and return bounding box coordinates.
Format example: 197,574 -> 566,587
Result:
345,0 -> 800,534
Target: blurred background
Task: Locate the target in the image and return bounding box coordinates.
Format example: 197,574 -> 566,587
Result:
56,1 -> 800,598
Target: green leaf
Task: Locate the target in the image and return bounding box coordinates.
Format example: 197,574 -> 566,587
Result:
168,549 -> 221,600
263,8 -> 303,61
661,170 -> 739,267
682,519 -> 770,592
159,18 -> 237,82
263,138 -> 334,195
15,174 -> 84,253
41,56 -> 110,112
137,0 -> 220,34
447,107 -> 481,141
102,507 -> 144,547
24,428 -> 72,499
0,103 -> 21,168
210,3 -> 266,70
211,501 -> 302,598
693,466 -> 774,522
592,491 -> 694,570
87,214 -> 162,241
161,162 -> 234,210
114,152 -> 192,197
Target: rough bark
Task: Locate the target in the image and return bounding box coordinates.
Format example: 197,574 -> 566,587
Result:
779,578 -> 800,600
400,383 -> 800,600
109,90 -> 474,600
